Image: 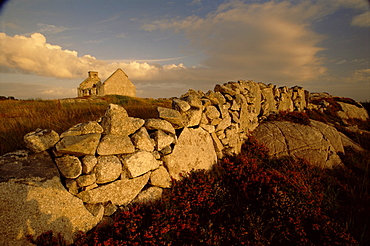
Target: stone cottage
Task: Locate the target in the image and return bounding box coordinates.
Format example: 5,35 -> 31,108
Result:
78,68 -> 136,97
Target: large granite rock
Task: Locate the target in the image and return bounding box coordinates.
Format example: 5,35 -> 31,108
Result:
277,87 -> 294,112
76,173 -> 96,188
24,129 -> 59,153
94,155 -> 122,184
55,155 -> 82,179
163,127 -> 217,180
130,127 -> 155,152
172,99 -> 191,112
81,155 -> 97,174
145,118 -> 176,135
239,80 -> 261,116
77,172 -> 150,205
216,115 -> 232,132
0,150 -> 58,182
150,165 -> 172,188
180,90 -> 203,108
337,102 -> 369,121
157,106 -> 184,128
121,151 -> 160,178
260,85 -> 277,116
215,84 -> 237,96
252,120 -> 343,168
205,91 -> 226,105
100,104 -> 129,135
60,121 -> 103,138
55,133 -> 101,156
181,108 -> 203,127
291,86 -> 307,111
152,130 -> 175,151
100,104 -> 144,135
0,151 -> 102,245
122,117 -> 146,135
97,134 -> 135,155
204,105 -> 221,120
310,120 -> 344,153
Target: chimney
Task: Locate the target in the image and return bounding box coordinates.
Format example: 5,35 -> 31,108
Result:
88,71 -> 98,78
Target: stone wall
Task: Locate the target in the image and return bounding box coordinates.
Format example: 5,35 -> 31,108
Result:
24,79 -> 370,209
6,79 -> 369,243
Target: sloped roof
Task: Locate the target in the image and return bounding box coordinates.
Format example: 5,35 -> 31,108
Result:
102,68 -> 128,84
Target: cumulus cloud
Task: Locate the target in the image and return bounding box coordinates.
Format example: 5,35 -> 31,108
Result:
0,32 -> 187,82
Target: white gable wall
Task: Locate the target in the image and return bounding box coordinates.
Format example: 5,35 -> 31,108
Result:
101,69 -> 136,97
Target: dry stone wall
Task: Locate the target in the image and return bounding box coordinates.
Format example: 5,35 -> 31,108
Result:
22,80 -> 370,211
3,79 -> 369,244
21,81 -> 299,205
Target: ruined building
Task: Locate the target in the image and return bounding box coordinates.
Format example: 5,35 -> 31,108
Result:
77,68 -> 136,97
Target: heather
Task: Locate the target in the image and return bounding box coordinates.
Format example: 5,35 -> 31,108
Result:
264,110 -> 311,125
28,137 -> 370,245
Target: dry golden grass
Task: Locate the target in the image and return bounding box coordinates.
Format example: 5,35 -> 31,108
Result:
0,96 -> 171,155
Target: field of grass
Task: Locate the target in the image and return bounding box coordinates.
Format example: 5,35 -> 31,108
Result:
0,95 -> 171,155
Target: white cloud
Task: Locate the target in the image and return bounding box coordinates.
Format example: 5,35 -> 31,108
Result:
116,33 -> 127,39
350,68 -> 370,82
351,11 -> 370,27
83,38 -> 110,44
143,0 -> 327,84
36,23 -> 74,34
0,32 -> 188,82
190,0 -> 202,5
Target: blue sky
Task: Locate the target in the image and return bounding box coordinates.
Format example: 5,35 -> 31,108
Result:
0,0 -> 369,101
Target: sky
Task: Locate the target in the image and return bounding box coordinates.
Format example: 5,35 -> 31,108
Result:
0,0 -> 369,101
